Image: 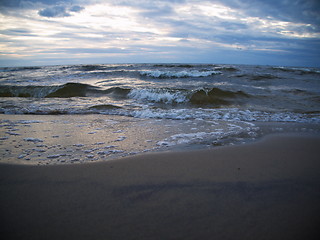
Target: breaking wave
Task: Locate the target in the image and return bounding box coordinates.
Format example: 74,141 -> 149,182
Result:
128,87 -> 250,106
128,88 -> 187,104
0,83 -> 250,106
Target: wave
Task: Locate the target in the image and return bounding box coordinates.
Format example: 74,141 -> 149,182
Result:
88,104 -> 122,110
0,85 -> 61,98
47,83 -> 130,99
130,108 -> 320,123
71,64 -> 134,72
127,87 -> 250,107
46,83 -> 101,97
213,66 -> 239,72
128,88 -> 187,104
189,88 -> 250,105
0,83 -> 131,99
0,83 -> 250,107
1,99 -> 318,123
0,83 -> 98,98
152,64 -> 196,68
272,66 -> 320,75
235,73 -> 279,81
0,66 -> 42,72
139,70 -> 221,78
281,89 -> 317,96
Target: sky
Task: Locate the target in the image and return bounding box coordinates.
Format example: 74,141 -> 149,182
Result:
0,0 -> 319,67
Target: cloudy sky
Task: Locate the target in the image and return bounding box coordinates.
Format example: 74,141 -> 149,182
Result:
0,0 -> 319,67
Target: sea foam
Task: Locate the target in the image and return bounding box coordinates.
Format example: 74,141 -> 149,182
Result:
128,89 -> 187,103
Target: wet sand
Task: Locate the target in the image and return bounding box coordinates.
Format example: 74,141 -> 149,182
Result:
1,133 -> 320,240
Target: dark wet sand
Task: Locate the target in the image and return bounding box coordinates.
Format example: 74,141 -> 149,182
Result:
1,133 -> 320,240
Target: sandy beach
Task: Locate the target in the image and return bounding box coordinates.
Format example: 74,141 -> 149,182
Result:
1,133 -> 320,240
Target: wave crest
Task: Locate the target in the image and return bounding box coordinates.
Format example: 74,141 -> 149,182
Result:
128,89 -> 187,104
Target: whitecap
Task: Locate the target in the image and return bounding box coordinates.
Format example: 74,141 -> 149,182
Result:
128,89 -> 187,104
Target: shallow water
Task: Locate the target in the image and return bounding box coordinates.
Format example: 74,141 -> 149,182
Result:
1,114 -> 319,165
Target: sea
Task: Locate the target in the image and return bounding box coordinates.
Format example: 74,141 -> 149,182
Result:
1,63 -> 320,164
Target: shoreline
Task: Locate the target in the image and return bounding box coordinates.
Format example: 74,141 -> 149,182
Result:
1,133 -> 320,239
1,113 -> 320,166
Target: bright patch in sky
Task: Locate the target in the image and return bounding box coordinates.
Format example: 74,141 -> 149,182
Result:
0,0 -> 319,67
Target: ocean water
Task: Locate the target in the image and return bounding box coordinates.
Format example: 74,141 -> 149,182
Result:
1,63 -> 320,164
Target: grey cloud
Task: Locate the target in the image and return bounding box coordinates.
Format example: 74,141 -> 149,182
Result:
38,6 -> 71,17
123,0 -> 320,30
0,0 -> 73,7
69,5 -> 84,12
221,0 -> 320,25
38,5 -> 84,18
218,22 -> 248,31
0,28 -> 38,38
0,1 -> 85,17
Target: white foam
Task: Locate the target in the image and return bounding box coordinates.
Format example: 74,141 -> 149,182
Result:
108,150 -> 124,154
115,136 -> 126,141
6,131 -> 20,136
128,89 -> 187,104
104,145 -> 116,149
73,144 -> 85,147
97,150 -> 124,155
113,130 -> 123,133
23,137 -> 43,142
18,120 -> 43,124
156,141 -> 175,147
156,123 -> 257,147
33,148 -> 46,152
130,108 -> 320,123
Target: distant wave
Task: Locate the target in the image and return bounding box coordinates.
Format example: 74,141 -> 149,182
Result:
213,66 -> 239,72
272,66 -> 320,74
152,64 -> 196,68
139,70 -> 221,78
0,66 -> 42,72
235,73 -> 279,81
